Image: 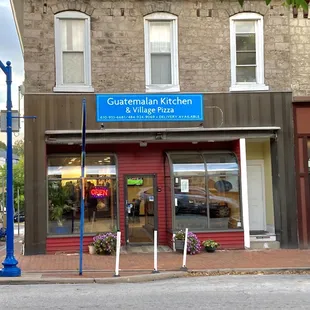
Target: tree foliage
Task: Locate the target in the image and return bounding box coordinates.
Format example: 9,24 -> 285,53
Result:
0,156 -> 24,211
237,0 -> 308,11
0,141 -> 7,151
13,139 -> 24,158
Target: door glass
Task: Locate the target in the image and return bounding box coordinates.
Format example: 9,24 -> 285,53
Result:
126,176 -> 155,243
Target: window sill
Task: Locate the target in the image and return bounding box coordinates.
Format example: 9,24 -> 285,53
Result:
229,84 -> 269,92
53,85 -> 95,93
145,84 -> 180,93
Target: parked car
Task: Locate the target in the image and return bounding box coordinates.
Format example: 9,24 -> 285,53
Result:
14,211 -> 25,222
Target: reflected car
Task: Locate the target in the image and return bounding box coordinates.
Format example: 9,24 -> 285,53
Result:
14,211 -> 25,222
175,186 -> 238,218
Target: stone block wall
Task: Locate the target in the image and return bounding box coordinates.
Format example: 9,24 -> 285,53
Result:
23,0 -> 295,94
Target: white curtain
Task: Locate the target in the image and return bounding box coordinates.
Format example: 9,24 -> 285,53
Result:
60,19 -> 85,83
150,22 -> 171,53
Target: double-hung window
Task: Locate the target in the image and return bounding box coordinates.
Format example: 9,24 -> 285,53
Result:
144,13 -> 179,92
54,11 -> 93,92
230,13 -> 268,91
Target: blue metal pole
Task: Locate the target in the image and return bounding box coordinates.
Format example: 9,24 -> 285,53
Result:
79,99 -> 86,276
0,61 -> 21,277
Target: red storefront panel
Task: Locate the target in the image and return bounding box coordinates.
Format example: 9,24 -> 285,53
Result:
46,141 -> 242,253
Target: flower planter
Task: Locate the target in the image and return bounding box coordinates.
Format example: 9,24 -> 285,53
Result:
175,239 -> 185,251
205,246 -> 216,253
88,245 -> 96,255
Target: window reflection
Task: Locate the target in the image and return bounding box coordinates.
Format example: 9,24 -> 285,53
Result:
47,155 -> 117,235
170,152 -> 241,231
48,155 -> 116,178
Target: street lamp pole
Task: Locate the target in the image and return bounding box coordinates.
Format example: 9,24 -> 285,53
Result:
0,60 -> 21,277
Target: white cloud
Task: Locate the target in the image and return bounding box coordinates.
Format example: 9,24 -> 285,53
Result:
0,0 -> 24,143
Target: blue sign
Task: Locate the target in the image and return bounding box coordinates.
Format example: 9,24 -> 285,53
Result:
96,94 -> 203,122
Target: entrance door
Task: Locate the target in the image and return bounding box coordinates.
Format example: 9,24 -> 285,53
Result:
124,174 -> 157,244
247,161 -> 266,232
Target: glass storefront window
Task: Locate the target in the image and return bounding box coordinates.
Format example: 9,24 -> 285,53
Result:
47,155 -> 117,235
170,154 -> 205,176
169,152 -> 241,231
48,155 -> 116,178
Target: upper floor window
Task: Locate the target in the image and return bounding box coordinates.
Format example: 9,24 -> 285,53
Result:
229,13 -> 268,92
144,13 -> 179,93
54,11 -> 94,93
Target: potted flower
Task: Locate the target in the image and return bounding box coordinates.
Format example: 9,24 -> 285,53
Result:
187,232 -> 201,255
173,230 -> 185,251
88,242 -> 96,255
202,239 -> 220,253
173,230 -> 201,255
93,232 -> 117,255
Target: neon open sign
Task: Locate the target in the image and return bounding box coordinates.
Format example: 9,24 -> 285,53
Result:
90,186 -> 110,198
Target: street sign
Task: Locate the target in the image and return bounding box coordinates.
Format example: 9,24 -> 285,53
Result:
0,111 -> 19,132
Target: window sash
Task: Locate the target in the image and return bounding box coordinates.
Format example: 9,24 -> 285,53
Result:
54,11 -> 93,91
144,13 -> 179,92
149,21 -> 172,85
230,13 -> 266,90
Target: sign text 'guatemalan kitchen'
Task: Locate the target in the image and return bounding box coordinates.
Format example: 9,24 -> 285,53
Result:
96,94 -> 203,122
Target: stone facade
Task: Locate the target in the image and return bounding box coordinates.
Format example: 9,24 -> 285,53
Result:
22,0 -> 303,94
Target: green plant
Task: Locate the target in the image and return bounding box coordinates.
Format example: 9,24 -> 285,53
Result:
48,181 -> 72,226
202,239 -> 220,249
174,230 -> 185,240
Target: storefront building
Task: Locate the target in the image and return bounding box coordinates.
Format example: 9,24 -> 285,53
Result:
24,92 -> 297,254
10,0 -> 300,254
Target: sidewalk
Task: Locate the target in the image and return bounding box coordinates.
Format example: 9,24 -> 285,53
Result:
1,238 -> 310,284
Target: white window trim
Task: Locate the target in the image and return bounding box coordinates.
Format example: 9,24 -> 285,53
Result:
144,12 -> 180,93
229,13 -> 269,92
53,11 -> 94,93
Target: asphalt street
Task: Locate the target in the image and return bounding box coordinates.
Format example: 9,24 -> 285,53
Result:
1,274 -> 310,309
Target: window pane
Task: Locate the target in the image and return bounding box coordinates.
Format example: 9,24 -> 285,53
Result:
48,178 -> 118,235
60,19 -> 84,51
48,179 -> 80,235
208,173 -> 241,230
63,52 -> 84,83
237,52 -> 256,65
84,178 -> 117,233
174,176 -> 208,230
150,22 -> 171,53
204,153 -> 241,230
236,66 -> 256,82
48,155 -> 117,178
236,34 -> 255,51
235,21 -> 255,33
170,154 -> 205,176
151,54 -> 171,84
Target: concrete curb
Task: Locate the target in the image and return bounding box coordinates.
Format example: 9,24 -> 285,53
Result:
0,271 -> 187,285
189,267 -> 310,273
0,267 -> 310,285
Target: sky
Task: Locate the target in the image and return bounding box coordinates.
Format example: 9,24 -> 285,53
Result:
0,0 -> 24,141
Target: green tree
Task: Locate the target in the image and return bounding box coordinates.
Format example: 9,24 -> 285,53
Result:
0,141 -> 7,151
13,139 -> 24,158
237,0 -> 308,11
0,156 -> 24,211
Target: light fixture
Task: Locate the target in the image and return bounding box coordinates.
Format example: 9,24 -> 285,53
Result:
98,160 -> 103,163
140,141 -> 147,147
68,162 -> 73,165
